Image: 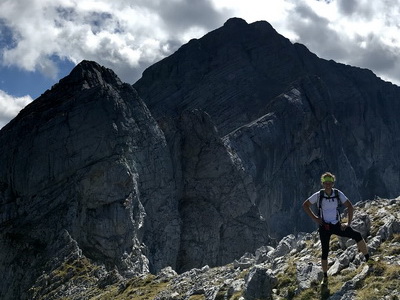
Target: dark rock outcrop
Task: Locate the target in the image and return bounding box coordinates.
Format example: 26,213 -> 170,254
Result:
161,109 -> 268,271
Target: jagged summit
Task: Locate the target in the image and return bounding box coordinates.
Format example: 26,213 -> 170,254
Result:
1,60 -> 125,132
56,60 -> 123,90
221,17 -> 278,37
223,16 -> 248,27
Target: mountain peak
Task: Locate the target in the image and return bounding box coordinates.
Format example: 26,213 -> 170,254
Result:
56,59 -> 122,91
1,60 -> 123,132
223,17 -> 248,27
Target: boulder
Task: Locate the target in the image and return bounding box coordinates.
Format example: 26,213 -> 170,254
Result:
243,266 -> 277,300
296,262 -> 323,290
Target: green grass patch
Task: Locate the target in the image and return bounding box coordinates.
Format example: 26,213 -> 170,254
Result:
188,295 -> 206,300
110,274 -> 169,300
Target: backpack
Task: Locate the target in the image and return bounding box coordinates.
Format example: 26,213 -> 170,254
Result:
317,188 -> 342,223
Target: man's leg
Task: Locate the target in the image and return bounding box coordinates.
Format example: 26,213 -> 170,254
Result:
319,226 -> 331,284
357,239 -> 370,261
321,259 -> 328,273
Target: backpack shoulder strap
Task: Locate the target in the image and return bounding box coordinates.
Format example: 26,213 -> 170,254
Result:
333,188 -> 342,221
333,188 -> 339,197
318,190 -> 324,219
318,189 -> 324,209
333,188 -> 340,203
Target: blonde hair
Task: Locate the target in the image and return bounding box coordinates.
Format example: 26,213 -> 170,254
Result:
321,172 -> 335,182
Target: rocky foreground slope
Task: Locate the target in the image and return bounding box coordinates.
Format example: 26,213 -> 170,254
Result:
29,198 -> 400,300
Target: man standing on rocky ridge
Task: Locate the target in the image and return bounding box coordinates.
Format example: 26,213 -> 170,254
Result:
302,172 -> 370,285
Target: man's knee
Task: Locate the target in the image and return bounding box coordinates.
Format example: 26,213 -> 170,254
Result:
321,246 -> 329,260
343,227 -> 363,242
353,230 -> 363,243
354,232 -> 363,243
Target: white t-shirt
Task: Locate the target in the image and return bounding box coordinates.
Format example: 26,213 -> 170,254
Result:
307,189 -> 348,224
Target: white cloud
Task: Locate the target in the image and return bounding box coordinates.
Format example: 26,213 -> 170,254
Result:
283,0 -> 400,84
0,0 -> 399,88
0,0 -> 228,83
0,90 -> 33,129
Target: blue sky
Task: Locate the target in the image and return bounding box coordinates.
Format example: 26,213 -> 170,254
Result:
1,0 -> 399,129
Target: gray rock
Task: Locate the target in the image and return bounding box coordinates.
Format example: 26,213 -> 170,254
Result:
255,245 -> 275,264
330,265 -> 370,299
156,266 -> 178,282
377,215 -> 400,241
368,236 -> 382,254
234,253 -> 256,269
243,266 -> 277,300
269,234 -> 297,259
351,212 -> 371,239
296,262 -> 323,290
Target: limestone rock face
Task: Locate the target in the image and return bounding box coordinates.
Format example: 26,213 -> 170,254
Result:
134,18 -> 400,237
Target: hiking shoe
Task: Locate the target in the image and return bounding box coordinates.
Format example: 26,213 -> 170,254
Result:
321,276 -> 328,286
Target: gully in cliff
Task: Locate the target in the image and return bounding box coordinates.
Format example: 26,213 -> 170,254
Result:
302,172 -> 370,286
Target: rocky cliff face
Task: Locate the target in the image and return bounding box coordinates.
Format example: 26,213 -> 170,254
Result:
0,61 -> 268,299
160,109 -> 268,271
133,17 -> 400,237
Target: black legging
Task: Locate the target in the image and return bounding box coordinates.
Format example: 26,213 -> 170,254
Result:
319,223 -> 363,260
